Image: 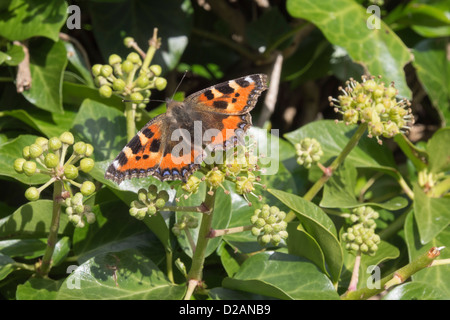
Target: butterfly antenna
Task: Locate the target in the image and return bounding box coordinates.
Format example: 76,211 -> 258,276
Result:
171,70 -> 188,101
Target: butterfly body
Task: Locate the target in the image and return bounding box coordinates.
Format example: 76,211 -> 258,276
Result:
105,74 -> 268,184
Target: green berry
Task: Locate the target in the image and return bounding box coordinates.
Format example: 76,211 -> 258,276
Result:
60,132 -> 74,145
91,64 -> 102,76
136,76 -> 150,88
80,158 -> 95,173
129,207 -> 138,217
35,137 -> 48,148
84,144 -> 94,157
99,85 -> 112,98
25,187 -> 40,201
100,65 -> 113,77
72,192 -> 83,205
112,78 -> 126,91
64,164 -> 79,180
149,65 -> 162,77
155,198 -> 166,209
22,146 -> 31,160
127,52 -> 141,65
44,153 -> 59,168
155,77 -> 167,91
121,60 -> 134,73
147,204 -> 157,215
123,37 -> 134,47
48,137 -> 62,151
75,204 -> 85,214
108,54 -> 122,66
138,188 -> 148,202
14,158 -> 26,173
29,143 -> 43,159
80,181 -> 96,196
23,161 -> 37,176
73,141 -> 87,155
136,209 -> 147,220
130,92 -> 144,102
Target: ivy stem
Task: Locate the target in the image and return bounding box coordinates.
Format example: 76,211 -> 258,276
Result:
38,180 -> 63,277
184,191 -> 216,300
208,225 -> 252,238
347,251 -> 361,292
184,227 -> 196,253
341,246 -> 444,300
142,28 -> 160,72
125,101 -> 136,141
165,249 -> 174,284
303,123 -> 368,203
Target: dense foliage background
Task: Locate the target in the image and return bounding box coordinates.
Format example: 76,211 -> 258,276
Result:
0,0 -> 449,300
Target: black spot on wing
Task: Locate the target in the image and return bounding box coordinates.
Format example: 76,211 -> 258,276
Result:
150,139 -> 161,152
141,127 -> 154,139
203,90 -> 214,100
117,151 -> 128,166
235,78 -> 250,88
128,135 -> 143,154
213,100 -> 228,109
215,83 -> 235,95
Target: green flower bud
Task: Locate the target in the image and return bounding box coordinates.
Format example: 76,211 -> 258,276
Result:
123,37 -> 134,47
136,76 -> 150,88
60,132 -> 74,145
48,137 -> 62,151
72,192 -> 83,205
149,64 -> 162,77
155,77 -> 167,91
255,218 -> 266,228
121,60 -> 134,73
147,204 -> 157,216
44,153 -> 59,168
100,65 -> 113,77
25,187 -> 40,201
73,141 -> 87,155
29,143 -> 43,159
76,219 -> 86,228
112,78 -> 126,92
64,164 -> 78,180
22,146 -> 31,160
91,64 -> 102,76
127,52 -> 141,65
14,158 -> 26,173
206,169 -> 225,188
84,144 -> 94,157
35,137 -> 48,148
251,227 -> 261,236
80,158 -> 95,173
130,92 -> 144,102
69,214 -> 80,224
259,234 -> 272,245
99,85 -> 112,98
129,207 -> 138,217
137,209 -> 147,220
23,161 -> 37,176
75,204 -> 85,214
155,198 -> 166,209
80,181 -> 96,196
108,54 -> 122,66
66,206 -> 73,215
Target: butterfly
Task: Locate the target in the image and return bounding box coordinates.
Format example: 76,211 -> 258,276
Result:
104,74 -> 268,184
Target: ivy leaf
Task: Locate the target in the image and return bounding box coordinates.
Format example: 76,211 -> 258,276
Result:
16,278 -> 64,300
286,0 -> 412,98
0,0 -> 67,41
56,249 -> 186,300
23,39 -> 67,114
223,252 -> 339,300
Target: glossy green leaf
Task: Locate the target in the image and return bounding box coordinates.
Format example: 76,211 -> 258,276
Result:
427,127 -> 450,174
0,200 -> 71,239
0,0 -> 67,41
383,282 -> 448,300
0,238 -> 47,259
16,277 -> 63,300
62,82 -> 124,109
52,236 -> 70,267
223,252 -> 339,300
413,39 -> 450,126
0,253 -> 15,281
404,211 -> 450,297
70,99 -> 127,161
23,39 -> 67,113
268,188 -> 343,283
56,249 -> 186,300
1,44 -> 24,66
321,163 -> 408,210
0,135 -> 49,184
286,0 -> 412,98
413,183 -> 450,244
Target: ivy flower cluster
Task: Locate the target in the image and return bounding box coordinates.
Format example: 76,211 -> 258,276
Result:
65,192 -> 96,228
342,206 -> 381,255
295,137 -> 324,169
129,184 -> 169,220
250,204 -> 288,246
14,132 -> 96,202
329,75 -> 413,144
